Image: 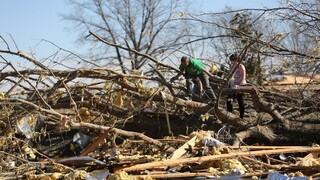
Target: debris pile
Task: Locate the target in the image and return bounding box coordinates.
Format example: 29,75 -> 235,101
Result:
0,42 -> 319,179
1,125 -> 320,179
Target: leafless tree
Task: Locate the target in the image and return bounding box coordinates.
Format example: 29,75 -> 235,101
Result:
63,0 -> 194,74
271,0 -> 320,74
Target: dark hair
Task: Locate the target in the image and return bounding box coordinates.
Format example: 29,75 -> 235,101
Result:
181,56 -> 188,62
229,53 -> 238,61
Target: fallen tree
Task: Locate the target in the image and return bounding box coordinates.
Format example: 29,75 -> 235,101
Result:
0,35 -> 320,179
1,34 -> 320,147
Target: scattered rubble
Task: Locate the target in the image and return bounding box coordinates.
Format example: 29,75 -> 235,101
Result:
1,127 -> 320,179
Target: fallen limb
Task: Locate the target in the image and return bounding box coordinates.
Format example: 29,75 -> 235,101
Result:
69,121 -> 175,153
233,125 -> 276,146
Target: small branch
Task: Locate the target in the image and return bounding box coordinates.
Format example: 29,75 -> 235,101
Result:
69,121 -> 176,153
88,31 -> 179,72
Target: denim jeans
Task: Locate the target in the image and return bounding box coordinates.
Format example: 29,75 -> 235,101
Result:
184,73 -> 216,102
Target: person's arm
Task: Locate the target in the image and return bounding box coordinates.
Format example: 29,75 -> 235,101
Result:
201,68 -> 214,78
238,64 -> 246,85
170,71 -> 184,82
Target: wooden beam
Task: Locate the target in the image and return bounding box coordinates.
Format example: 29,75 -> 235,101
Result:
119,146 -> 320,172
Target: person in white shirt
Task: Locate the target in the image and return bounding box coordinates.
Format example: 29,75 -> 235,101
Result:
227,54 -> 247,119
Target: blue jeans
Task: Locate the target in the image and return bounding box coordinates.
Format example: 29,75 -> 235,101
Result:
184,73 -> 216,102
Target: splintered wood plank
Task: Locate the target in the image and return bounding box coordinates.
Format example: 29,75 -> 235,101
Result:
132,171 -> 272,179
132,172 -> 216,179
120,146 -> 320,172
170,136 -> 197,160
300,151 -> 319,160
228,145 -> 307,150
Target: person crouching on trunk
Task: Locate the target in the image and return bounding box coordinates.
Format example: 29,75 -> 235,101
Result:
170,56 -> 216,105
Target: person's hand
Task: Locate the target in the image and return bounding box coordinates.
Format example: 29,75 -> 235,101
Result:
209,74 -> 217,81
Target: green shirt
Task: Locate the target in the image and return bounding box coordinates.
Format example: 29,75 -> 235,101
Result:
179,58 -> 205,75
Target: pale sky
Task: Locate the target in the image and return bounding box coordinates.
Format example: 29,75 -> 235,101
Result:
0,0 -> 280,59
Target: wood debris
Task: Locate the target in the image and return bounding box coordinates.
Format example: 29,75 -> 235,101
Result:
0,38 -> 320,179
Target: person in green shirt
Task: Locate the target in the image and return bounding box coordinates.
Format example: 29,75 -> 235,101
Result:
170,56 -> 216,105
